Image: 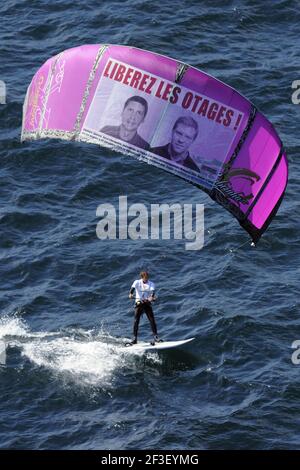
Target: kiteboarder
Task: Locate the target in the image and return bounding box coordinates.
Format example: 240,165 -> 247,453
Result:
101,95 -> 150,150
127,271 -> 162,345
151,116 -> 200,171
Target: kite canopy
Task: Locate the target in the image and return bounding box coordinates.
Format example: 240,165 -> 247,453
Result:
21,44 -> 288,243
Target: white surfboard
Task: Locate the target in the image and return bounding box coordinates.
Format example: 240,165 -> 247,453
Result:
122,337 -> 195,352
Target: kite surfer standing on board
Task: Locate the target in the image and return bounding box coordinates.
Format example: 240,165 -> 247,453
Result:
127,271 -> 163,345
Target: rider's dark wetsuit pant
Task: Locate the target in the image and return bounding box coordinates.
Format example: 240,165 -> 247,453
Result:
133,301 -> 158,339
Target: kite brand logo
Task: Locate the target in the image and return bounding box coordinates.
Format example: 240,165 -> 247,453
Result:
96,196 -> 204,250
291,80 -> 300,104
0,80 -> 6,104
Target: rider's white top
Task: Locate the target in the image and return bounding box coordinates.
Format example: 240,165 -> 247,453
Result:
131,279 -> 155,301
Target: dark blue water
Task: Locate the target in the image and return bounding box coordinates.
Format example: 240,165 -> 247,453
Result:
1,0 -> 300,450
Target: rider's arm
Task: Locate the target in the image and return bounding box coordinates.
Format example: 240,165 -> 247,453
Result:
150,290 -> 157,301
129,287 -> 135,299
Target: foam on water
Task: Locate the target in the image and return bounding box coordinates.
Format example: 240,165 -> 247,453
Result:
0,315 -> 161,386
22,338 -> 123,386
0,315 -> 29,338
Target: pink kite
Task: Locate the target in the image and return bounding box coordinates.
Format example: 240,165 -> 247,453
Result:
21,44 -> 288,243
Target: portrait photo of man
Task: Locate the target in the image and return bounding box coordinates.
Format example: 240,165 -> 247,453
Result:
100,95 -> 150,150
150,116 -> 200,172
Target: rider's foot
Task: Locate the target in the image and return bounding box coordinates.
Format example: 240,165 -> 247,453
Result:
125,338 -> 137,346
154,335 -> 163,343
